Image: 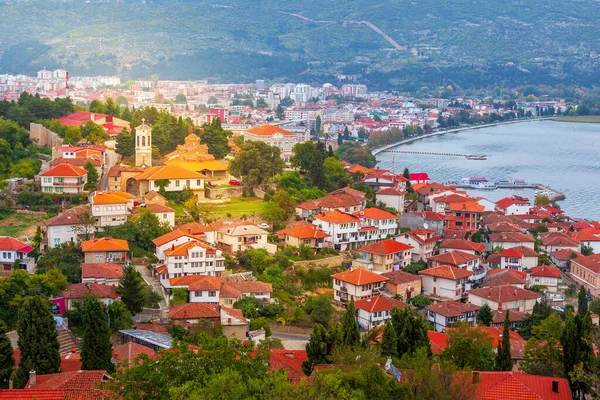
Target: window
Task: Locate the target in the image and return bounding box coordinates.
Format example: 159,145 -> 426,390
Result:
55,187 -> 63,193
163,214 -> 167,219
95,206 -> 100,212
95,253 -> 104,261
225,299 -> 233,305
196,180 -> 201,186
53,238 -> 61,245
53,227 -> 61,233
44,187 -> 52,192
195,291 -> 202,297
175,180 -> 180,187
208,291 -> 216,297
1,252 -> 5,258
186,180 -> 190,187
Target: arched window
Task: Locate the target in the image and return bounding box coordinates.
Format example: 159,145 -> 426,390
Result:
137,136 -> 140,147
142,136 -> 146,147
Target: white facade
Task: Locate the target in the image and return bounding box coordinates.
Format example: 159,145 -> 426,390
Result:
356,308 -> 392,330
530,275 -> 559,292
148,177 -> 205,193
154,234 -> 207,262
420,275 -> 470,301
216,225 -> 269,253
47,225 -> 78,248
164,244 -> 225,280
500,255 -> 538,271
91,199 -> 133,227
332,279 -> 385,303
189,289 -> 220,303
376,192 -> 405,213
135,123 -> 153,167
467,293 -> 538,314
41,175 -> 86,194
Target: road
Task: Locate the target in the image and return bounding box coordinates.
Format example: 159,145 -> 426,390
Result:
133,264 -> 168,310
99,149 -> 118,191
271,331 -> 310,350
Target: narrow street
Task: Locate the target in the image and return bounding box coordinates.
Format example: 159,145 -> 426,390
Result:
134,264 -> 168,310
99,149 -> 118,191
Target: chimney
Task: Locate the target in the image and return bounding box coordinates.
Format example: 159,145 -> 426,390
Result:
472,371 -> 480,384
552,380 -> 559,393
29,370 -> 36,387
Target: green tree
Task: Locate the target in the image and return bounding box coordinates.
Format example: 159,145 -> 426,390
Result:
31,268 -> 68,297
340,298 -> 360,347
233,296 -> 263,319
0,322 -> 14,389
380,320 -> 398,357
495,310 -> 512,371
197,118 -> 231,159
441,323 -> 495,370
517,300 -> 551,340
391,306 -> 431,359
175,93 -> 187,104
403,260 -> 427,275
303,295 -> 334,328
581,244 -> 594,256
561,312 -> 581,386
337,132 -> 343,146
477,304 -> 494,326
263,190 -> 296,230
336,141 -> 376,168
521,313 -> 564,377
578,286 -> 588,315
115,130 -> 134,158
80,121 -> 109,145
228,141 -> 285,185
323,157 -> 352,191
108,300 -> 133,331
118,266 -> 146,315
84,160 -> 98,190
343,126 -> 350,140
303,323 -> 330,375
315,115 -> 322,134
171,288 -> 188,305
14,296 -> 60,388
81,296 -> 113,372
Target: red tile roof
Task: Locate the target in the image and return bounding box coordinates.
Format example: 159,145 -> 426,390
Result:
428,250 -> 479,266
501,248 -> 524,258
540,232 -> 580,247
489,232 -> 536,243
551,249 -> 582,261
332,268 -> 388,286
571,254 -> 600,274
0,389 -> 111,400
530,265 -> 561,278
277,224 -> 330,239
428,330 -> 449,354
175,222 -> 212,235
483,269 -> 527,287
112,341 -> 154,369
168,303 -> 220,319
357,239 -> 413,255
376,187 -> 406,196
151,229 -> 205,247
50,157 -> 102,168
468,285 -> 541,303
440,239 -> 486,253
474,371 -> 572,400
0,236 -> 33,252
164,240 -> 215,257
268,350 -> 307,384
39,163 -> 88,177
226,281 -> 273,294
355,207 -> 398,220
27,370 -> 109,390
81,237 -> 129,252
354,295 -> 407,313
188,276 -> 222,291
43,205 -> 91,227
403,229 -> 441,245
381,269 -> 421,285
448,202 -> 485,213
508,246 -> 540,257
81,263 -> 123,280
62,283 -> 119,300
246,124 -> 294,136
495,196 -> 530,209
426,300 -> 480,318
314,210 -> 360,224
419,264 -> 473,280
492,309 -> 527,325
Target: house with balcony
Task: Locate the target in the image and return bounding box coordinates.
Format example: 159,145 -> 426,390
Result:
381,270 -> 422,301
499,246 -> 540,271
495,196 -> 531,216
295,186 -> 366,220
399,211 -> 446,235
39,163 -> 88,194
277,223 -> 330,249
0,236 -> 35,275
397,229 -> 441,261
570,231 -> 600,254
426,300 -> 480,332
216,223 -> 269,253
152,229 -> 208,262
159,240 -> 225,282
467,285 -> 541,313
530,265 -> 561,292
312,211 -> 361,251
90,191 -> 135,228
489,232 -> 536,251
332,268 -> 388,304
539,232 -> 581,254
358,170 -> 408,192
427,250 -> 485,283
429,193 -> 471,214
419,264 -> 473,300
445,202 -> 485,231
353,239 -> 413,273
81,237 -> 129,263
41,204 -> 93,252
354,295 -> 408,330
353,208 -> 400,247
569,254 -> 600,297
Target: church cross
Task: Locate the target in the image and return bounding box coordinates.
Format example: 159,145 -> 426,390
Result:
141,118 -> 146,124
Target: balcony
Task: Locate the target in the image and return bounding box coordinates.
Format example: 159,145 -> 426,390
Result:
54,181 -> 84,187
340,286 -> 348,292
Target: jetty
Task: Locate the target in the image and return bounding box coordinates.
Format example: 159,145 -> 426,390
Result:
454,183 -> 566,202
380,149 -> 487,160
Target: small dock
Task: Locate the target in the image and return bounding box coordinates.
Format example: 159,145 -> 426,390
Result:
380,149 -> 486,160
455,183 -> 566,202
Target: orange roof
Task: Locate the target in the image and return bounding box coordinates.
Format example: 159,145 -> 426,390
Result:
357,239 -> 413,255
169,275 -> 208,287
354,295 -> 407,313
188,276 -> 222,291
39,163 -> 87,177
268,350 -> 308,384
277,224 -> 330,239
168,303 -> 220,319
331,268 -> 388,286
134,165 -> 207,181
419,264 -> 473,280
91,191 -> 133,204
112,342 -> 154,369
428,330 -> 449,355
475,371 -> 572,400
530,265 -> 561,278
164,240 -> 215,257
347,164 -> 374,174
449,202 -> 485,213
245,124 -> 294,136
315,210 -> 360,224
355,207 -> 398,220
27,370 -> 109,390
152,229 -> 205,247
81,237 -> 129,252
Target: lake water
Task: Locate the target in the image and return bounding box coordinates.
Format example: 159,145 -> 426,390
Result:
375,120 -> 600,220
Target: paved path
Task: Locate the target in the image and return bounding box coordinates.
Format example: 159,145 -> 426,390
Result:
134,264 -> 168,310
271,331 -> 310,350
99,149 -> 118,191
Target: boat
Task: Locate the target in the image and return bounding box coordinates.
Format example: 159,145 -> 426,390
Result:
460,177 -> 497,189
465,154 -> 487,160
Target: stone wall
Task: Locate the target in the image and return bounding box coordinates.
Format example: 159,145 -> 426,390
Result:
292,255 -> 344,268
205,186 -> 244,199
30,123 -> 63,147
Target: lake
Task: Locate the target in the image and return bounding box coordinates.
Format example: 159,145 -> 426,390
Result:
375,120 -> 600,220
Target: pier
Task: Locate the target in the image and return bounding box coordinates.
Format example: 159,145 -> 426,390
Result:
454,183 -> 566,202
380,149 -> 487,160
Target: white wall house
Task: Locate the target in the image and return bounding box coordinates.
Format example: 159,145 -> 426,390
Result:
39,163 -> 87,194
42,204 -> 92,252
331,268 -> 388,304
529,265 -> 561,293
375,188 -> 406,213
152,230 -> 207,262
467,285 -> 541,313
419,265 -> 473,301
161,240 -> 225,281
313,211 -> 361,251
354,296 -> 407,330
495,196 -> 531,216
426,301 -> 480,332
90,191 -> 135,228
499,247 -> 539,271
0,237 -> 35,274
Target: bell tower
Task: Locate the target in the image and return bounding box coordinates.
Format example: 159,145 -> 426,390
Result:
135,119 -> 152,167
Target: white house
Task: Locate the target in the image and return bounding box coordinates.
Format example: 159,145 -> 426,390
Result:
570,231 -> 600,255
152,229 -> 208,262
354,295 -> 408,330
81,263 -> 123,286
500,246 -> 540,271
313,211 -> 361,251
495,196 -> 531,216
419,265 -> 473,301
375,187 -> 406,213
359,170 -> 408,192
467,285 -> 541,313
41,204 -> 93,252
136,203 -> 176,228
439,239 -> 486,257
426,300 -> 480,332
0,236 -> 35,275
331,268 -> 388,304
529,265 -> 561,293
90,191 -> 135,228
160,240 -> 225,282
216,223 -> 270,253
489,232 -> 536,251
397,229 -> 441,261
540,232 -> 581,254
39,163 -> 88,194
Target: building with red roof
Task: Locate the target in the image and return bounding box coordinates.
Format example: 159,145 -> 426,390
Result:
540,232 -> 580,253
491,309 -> 527,330
0,389 -> 112,399
428,330 -> 449,354
530,265 -> 561,292
62,283 -> 120,311
81,263 -> 123,286
570,254 -> 600,297
41,204 -> 92,253
482,269 -> 527,289
359,169 -> 408,193
26,370 -> 110,390
398,229 -> 441,261
570,230 -> 600,254
375,187 -> 406,213
268,350 -> 308,384
489,232 -> 536,250
408,172 -> 430,184
550,248 -> 582,270
39,163 -> 88,194
440,239 -> 486,256
468,285 -> 541,313
0,236 -> 35,275
499,246 -> 539,271
112,341 -> 155,370
446,201 -> 485,231
419,265 -> 473,300
296,186 -> 366,219
81,237 -> 129,263
57,110 -> 129,137
354,295 -> 407,329
277,223 -> 330,249
160,240 -> 225,281
381,269 -> 422,300
494,196 -> 531,215
152,228 -> 208,261
399,211 -> 447,235
332,268 -> 388,304
473,371 -> 572,400
243,124 -> 305,163
353,239 -> 413,272
426,300 -> 480,332
428,250 -> 481,275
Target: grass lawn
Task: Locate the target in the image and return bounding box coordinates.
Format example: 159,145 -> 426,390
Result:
210,197 -> 267,218
168,202 -> 187,217
0,213 -> 46,240
553,116 -> 600,123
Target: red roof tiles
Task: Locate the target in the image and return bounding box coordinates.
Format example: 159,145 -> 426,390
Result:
354,295 -> 407,313
357,239 -> 413,255
468,285 -> 540,303
419,264 -> 473,280
530,265 -> 561,278
332,268 -> 388,286
39,163 -> 88,177
474,371 -> 572,400
81,263 -> 124,280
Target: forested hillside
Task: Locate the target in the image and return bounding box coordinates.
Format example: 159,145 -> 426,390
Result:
1,0 -> 600,91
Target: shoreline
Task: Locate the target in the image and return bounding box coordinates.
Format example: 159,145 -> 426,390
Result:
371,118 -> 551,156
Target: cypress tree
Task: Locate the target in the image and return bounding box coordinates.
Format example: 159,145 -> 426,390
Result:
14,296 -> 60,388
477,304 -> 494,326
118,266 -> 146,315
341,298 -> 360,347
337,133 -> 343,146
381,321 -> 398,357
302,323 -> 330,375
578,286 -> 588,316
81,296 -> 114,373
392,306 -> 431,359
0,322 -> 15,389
561,312 -> 581,389
496,310 -> 513,371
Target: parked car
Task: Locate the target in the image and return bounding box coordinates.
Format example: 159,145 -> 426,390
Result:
551,305 -> 565,313
207,181 -> 217,187
258,223 -> 270,229
229,179 -> 241,186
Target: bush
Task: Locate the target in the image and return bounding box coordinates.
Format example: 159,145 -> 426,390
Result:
250,317 -> 271,337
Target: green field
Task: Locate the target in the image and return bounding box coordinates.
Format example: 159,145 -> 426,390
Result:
553,116 -> 600,123
210,197 -> 267,219
0,213 -> 46,240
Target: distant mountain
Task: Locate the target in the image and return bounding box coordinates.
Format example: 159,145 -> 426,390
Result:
1,0 -> 600,91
